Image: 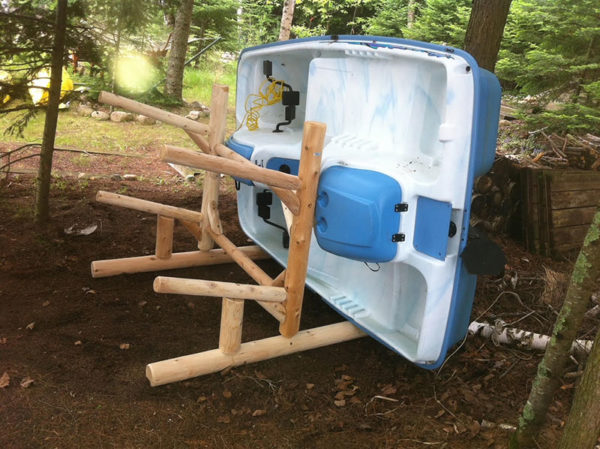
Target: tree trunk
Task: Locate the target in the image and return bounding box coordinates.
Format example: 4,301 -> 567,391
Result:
510,208 -> 600,449
407,0 -> 417,28
110,23 -> 121,101
558,326 -> 600,449
464,0 -> 512,72
165,0 -> 194,101
35,0 -> 67,224
278,0 -> 296,41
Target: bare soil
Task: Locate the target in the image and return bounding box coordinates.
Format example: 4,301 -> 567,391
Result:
0,144 -> 591,449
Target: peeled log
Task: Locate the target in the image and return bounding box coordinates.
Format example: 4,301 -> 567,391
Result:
98,91 -> 210,136
146,322 -> 366,386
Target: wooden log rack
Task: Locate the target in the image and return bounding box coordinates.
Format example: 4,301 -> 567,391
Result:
92,85 -> 365,387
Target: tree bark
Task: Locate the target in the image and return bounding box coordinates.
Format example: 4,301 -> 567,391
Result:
407,0 -> 417,29
510,208 -> 600,449
165,0 -> 194,101
278,0 -> 296,41
558,326 -> 600,449
35,0 -> 67,224
464,0 -> 512,72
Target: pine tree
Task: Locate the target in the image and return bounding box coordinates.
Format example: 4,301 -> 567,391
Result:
363,0 -> 409,37
0,1 -> 98,132
403,0 -> 471,48
496,0 -> 600,133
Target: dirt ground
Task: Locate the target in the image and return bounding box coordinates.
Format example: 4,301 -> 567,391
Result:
0,142 -> 595,449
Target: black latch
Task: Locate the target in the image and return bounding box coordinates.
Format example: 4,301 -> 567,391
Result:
395,203 -> 408,212
392,233 -> 405,242
256,190 -> 273,220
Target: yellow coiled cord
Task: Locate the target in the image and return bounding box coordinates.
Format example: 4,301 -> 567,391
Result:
239,78 -> 285,131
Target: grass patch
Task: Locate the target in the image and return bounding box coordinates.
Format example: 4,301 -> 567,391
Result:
0,110 -> 194,153
0,56 -> 240,152
182,58 -> 237,107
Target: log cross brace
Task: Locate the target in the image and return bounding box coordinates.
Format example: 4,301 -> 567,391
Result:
91,86 -> 365,387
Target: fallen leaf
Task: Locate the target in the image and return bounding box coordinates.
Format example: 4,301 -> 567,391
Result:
20,377 -> 34,388
217,415 -> 231,423
380,384 -> 397,395
138,301 -> 147,307
197,396 -> 207,403
252,409 -> 267,417
468,419 -> 481,436
335,380 -> 352,391
0,372 -> 9,388
334,399 -> 346,407
222,390 -> 232,399
74,340 -> 82,346
119,343 -> 130,350
25,322 -> 35,330
0,337 -> 7,344
349,396 -> 362,405
42,300 -> 50,307
341,374 -> 353,381
343,387 -> 358,397
306,383 -> 314,390
334,391 -> 345,400
454,422 -> 467,434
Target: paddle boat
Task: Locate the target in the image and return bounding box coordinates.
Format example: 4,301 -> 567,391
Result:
227,35 -> 502,368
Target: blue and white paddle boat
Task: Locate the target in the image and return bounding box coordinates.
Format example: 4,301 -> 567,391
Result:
226,35 -> 502,368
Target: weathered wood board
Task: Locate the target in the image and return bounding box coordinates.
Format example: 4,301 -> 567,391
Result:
521,168 -> 600,255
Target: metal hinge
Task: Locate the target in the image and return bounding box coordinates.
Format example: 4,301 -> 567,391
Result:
392,233 -> 405,243
394,203 -> 408,212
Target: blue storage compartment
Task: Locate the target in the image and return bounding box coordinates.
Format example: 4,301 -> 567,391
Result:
413,197 -> 452,261
266,157 -> 299,176
315,166 -> 402,263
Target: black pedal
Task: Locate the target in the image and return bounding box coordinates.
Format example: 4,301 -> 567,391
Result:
461,227 -> 506,276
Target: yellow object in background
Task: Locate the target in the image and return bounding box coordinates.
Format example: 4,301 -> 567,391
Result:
28,67 -> 74,106
0,70 -> 11,104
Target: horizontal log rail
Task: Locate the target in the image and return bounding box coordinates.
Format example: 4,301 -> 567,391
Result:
161,145 -> 302,191
154,277 -> 287,302
146,322 -> 366,386
98,91 -> 210,136
91,246 -> 269,278
96,191 -> 203,223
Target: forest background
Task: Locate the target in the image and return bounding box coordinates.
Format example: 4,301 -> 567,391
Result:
1,0 -> 598,135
